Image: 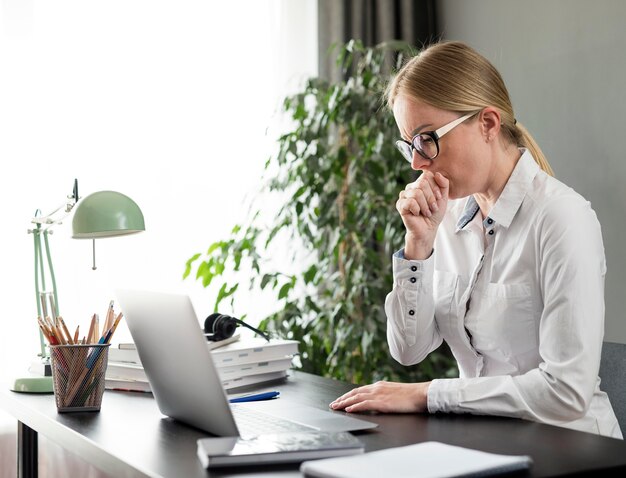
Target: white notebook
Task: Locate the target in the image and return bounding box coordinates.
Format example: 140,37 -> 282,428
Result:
300,441 -> 532,478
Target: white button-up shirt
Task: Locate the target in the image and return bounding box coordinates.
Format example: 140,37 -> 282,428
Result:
385,149 -> 622,439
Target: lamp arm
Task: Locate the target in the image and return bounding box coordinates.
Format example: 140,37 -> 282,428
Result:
32,208 -> 74,234
32,201 -> 68,222
31,183 -> 79,231
33,228 -> 46,357
42,230 -> 60,316
29,179 -> 78,363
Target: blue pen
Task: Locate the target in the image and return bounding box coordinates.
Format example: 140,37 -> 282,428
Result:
229,391 -> 280,403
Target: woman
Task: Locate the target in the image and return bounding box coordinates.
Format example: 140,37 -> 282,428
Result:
330,41 -> 622,439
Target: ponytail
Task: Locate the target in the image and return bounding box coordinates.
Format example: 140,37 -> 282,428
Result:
515,122 -> 554,176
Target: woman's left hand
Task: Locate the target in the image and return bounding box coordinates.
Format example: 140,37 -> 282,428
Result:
329,381 -> 431,413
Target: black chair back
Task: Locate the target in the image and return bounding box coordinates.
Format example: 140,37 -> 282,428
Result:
600,341 -> 626,434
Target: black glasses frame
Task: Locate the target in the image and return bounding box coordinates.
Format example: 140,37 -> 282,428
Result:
395,111 -> 478,162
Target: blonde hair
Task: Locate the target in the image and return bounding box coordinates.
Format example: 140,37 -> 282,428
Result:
386,41 -> 554,176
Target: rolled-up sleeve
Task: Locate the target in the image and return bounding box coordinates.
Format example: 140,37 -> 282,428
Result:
386,249 -> 442,366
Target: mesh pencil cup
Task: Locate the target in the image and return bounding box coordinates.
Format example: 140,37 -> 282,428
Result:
50,344 -> 110,412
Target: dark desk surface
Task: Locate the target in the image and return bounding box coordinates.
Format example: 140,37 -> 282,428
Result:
2,371 -> 626,477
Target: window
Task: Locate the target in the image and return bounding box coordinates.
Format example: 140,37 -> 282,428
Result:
0,1 -> 317,374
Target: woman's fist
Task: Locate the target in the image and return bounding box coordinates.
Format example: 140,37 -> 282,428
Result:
396,171 -> 449,259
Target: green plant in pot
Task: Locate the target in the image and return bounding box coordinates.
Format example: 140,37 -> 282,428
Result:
184,40 -> 457,385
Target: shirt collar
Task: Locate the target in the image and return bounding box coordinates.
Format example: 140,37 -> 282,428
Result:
456,196 -> 480,231
455,149 -> 540,231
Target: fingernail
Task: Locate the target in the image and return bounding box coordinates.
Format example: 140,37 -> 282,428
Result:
431,202 -> 438,212
436,190 -> 442,200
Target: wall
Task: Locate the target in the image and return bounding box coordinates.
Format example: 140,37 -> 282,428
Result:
438,0 -> 626,343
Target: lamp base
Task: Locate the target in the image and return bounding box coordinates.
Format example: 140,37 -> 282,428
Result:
9,376 -> 54,393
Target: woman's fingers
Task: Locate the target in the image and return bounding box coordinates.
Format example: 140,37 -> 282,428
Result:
330,386 -> 372,409
433,172 -> 449,199
423,172 -> 443,205
412,188 -> 435,217
330,382 -> 430,414
401,172 -> 441,217
396,196 -> 422,217
344,400 -> 377,413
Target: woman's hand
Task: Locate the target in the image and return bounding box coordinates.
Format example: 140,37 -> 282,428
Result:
396,171 -> 449,259
329,381 -> 431,414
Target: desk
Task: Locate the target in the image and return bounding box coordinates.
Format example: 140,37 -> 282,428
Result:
2,371 -> 626,477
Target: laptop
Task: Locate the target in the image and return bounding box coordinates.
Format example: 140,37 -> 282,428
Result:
115,289 -> 378,438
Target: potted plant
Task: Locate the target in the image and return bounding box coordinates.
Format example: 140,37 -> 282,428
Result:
184,40 -> 457,384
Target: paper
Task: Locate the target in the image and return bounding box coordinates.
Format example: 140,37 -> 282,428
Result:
300,441 -> 532,478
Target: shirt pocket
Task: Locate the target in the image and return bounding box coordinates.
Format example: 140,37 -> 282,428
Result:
433,270 -> 459,326
475,282 -> 539,358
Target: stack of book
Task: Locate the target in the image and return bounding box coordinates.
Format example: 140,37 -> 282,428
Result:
105,335 -> 299,393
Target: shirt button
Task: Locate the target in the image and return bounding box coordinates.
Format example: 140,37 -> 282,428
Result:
408,310 -> 415,316
488,230 -> 495,235
410,277 -> 417,283
487,218 -> 494,225
410,266 -> 418,272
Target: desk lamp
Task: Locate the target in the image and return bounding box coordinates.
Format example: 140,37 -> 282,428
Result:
11,179 -> 145,393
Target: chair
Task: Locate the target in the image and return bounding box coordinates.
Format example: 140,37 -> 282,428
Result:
599,341 -> 626,434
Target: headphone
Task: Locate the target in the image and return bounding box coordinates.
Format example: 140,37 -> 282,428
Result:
203,313 -> 270,342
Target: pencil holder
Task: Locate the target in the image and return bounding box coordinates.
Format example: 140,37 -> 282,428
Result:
50,344 -> 110,412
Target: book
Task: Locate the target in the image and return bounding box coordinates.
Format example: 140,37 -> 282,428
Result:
222,370 -> 288,391
118,343 -> 138,350
106,356 -> 293,383
104,369 -> 288,393
110,333 -> 242,364
197,431 -> 364,468
106,362 -> 148,382
108,348 -> 142,365
299,441 -> 533,478
217,357 -> 293,381
105,378 -> 152,393
105,337 -> 296,391
211,338 -> 299,366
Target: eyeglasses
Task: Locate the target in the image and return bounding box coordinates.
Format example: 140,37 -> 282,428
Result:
395,111 -> 478,162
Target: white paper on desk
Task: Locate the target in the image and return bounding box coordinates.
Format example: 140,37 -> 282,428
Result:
300,441 -> 532,478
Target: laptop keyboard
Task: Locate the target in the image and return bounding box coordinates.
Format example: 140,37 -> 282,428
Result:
231,404 -> 318,437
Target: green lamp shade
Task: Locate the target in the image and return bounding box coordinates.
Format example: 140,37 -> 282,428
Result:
72,191 -> 145,238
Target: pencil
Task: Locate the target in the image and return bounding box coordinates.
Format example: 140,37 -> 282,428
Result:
104,312 -> 124,344
104,300 -> 114,333
46,316 -> 65,345
38,324 -> 52,344
37,316 -> 50,336
86,314 -> 96,345
65,346 -> 107,405
58,316 -> 74,345
94,314 -> 100,344
73,325 -> 80,344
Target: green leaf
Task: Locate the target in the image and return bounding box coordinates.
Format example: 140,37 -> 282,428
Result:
278,282 -> 292,300
182,253 -> 201,279
303,265 -> 317,284
260,273 -> 273,290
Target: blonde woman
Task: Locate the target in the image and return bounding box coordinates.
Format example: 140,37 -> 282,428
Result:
330,41 -> 622,439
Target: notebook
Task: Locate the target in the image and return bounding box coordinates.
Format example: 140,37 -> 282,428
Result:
300,441 -> 533,478
197,431 -> 364,468
116,289 -> 378,439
